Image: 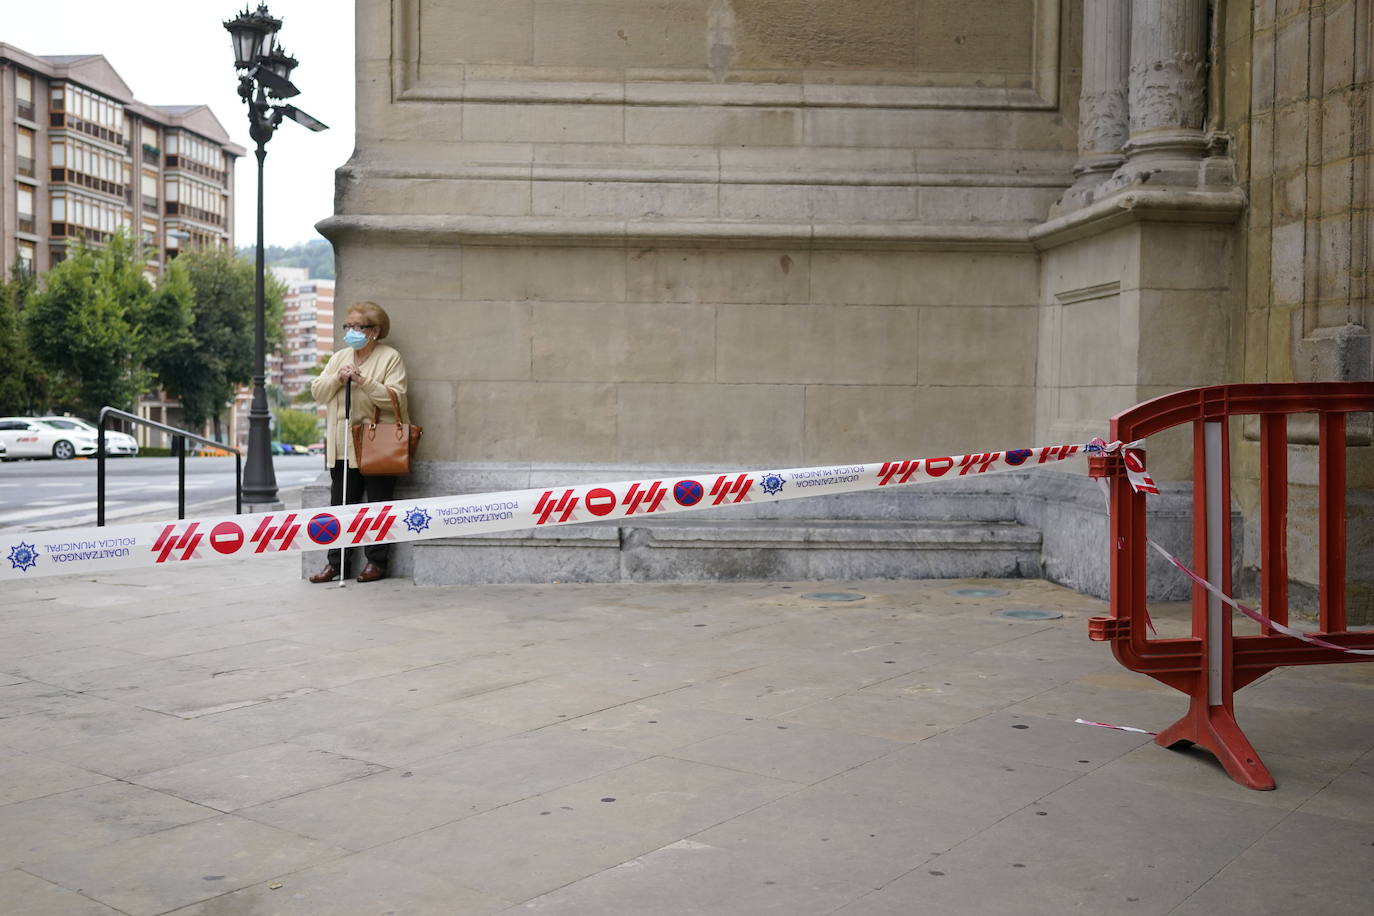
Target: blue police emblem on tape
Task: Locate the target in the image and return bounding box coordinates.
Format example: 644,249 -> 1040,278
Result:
1005,448 -> 1033,466
759,472 -> 786,496
7,541 -> 39,573
403,507 -> 432,533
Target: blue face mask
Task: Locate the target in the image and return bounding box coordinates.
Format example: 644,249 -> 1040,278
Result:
343,328 -> 369,350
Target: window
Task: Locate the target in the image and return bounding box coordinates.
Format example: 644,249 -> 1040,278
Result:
17,186 -> 34,233
16,127 -> 34,176
16,71 -> 33,119
17,241 -> 35,275
51,195 -> 66,222
48,83 -> 124,143
50,139 -> 65,168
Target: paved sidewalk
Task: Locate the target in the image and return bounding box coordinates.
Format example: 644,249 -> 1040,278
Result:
1,556 -> 1372,915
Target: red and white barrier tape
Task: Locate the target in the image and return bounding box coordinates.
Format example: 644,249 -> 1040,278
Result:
1086,440 -> 1373,657
1074,718 -> 1158,736
1145,538 -> 1374,656
2,442 -> 1100,582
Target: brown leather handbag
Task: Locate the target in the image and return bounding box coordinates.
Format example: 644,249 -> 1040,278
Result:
351,388 -> 422,476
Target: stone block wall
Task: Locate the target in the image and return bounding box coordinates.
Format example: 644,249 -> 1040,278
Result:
1223,0 -> 1373,621
332,239 -> 1042,467
328,0 -> 1081,470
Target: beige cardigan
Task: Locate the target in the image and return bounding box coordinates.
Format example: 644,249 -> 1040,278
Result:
310,343 -> 408,468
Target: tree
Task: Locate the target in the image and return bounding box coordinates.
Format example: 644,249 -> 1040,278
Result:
24,233 -> 156,416
294,353 -> 330,405
236,237 -> 335,279
0,260 -> 48,415
148,247 -> 285,438
275,406 -> 322,446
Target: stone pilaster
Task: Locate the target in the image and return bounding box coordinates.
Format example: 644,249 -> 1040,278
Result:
1053,0 -> 1131,214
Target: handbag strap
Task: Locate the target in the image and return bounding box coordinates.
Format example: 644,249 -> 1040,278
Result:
368,387 -> 408,425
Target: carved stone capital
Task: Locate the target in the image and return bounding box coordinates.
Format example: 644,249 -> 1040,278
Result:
1129,52 -> 1207,132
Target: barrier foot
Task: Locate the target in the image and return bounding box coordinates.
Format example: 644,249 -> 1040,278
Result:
1156,699 -> 1276,791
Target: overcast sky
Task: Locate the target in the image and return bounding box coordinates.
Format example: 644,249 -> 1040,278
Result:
6,0 -> 355,248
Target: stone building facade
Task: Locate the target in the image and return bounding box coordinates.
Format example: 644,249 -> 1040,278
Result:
319,1 -> 1370,619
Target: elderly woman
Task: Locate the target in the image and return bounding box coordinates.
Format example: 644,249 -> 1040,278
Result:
308,301 -> 408,583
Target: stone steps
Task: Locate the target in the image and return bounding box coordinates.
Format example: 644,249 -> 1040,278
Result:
409,518 -> 1041,585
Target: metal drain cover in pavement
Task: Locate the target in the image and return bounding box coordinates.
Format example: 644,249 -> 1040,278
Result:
946,587 -> 1010,598
803,592 -> 867,602
994,608 -> 1064,621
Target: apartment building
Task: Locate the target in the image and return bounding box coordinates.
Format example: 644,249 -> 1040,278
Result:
272,266 -> 335,411
0,44 -> 243,277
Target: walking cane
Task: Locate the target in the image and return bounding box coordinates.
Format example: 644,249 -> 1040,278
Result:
338,376 -> 352,589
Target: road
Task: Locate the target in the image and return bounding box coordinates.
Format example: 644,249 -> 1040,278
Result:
0,455 -> 326,531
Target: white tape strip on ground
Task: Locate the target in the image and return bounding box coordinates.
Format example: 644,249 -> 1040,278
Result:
2,443 -> 1103,582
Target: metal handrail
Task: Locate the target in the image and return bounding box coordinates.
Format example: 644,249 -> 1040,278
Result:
97,407 -> 243,526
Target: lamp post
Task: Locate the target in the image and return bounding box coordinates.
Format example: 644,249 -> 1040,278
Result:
223,3 -> 327,505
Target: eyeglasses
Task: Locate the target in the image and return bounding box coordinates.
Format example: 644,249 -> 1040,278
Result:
342,323 -> 376,332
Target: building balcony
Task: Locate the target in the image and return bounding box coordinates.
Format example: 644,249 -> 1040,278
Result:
51,223 -> 112,244
164,155 -> 229,186
164,202 -> 224,227
48,112 -> 124,148
50,168 -> 127,200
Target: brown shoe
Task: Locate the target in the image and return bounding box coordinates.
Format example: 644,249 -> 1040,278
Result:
308,564 -> 339,584
356,563 -> 386,583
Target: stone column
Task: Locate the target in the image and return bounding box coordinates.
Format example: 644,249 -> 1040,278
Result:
1053,0 -> 1131,213
1109,0 -> 1211,189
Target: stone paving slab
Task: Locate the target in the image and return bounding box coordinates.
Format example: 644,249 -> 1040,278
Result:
1,553 -> 1372,914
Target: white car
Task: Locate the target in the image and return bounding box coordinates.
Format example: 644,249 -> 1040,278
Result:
37,416 -> 139,457
0,416 -> 99,460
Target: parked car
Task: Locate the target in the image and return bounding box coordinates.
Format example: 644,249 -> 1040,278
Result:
0,416 -> 99,460
0,439 -> 6,460
36,416 -> 139,457
306,442 -> 325,456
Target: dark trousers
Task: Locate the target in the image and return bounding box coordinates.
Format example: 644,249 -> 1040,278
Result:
326,461 -> 397,571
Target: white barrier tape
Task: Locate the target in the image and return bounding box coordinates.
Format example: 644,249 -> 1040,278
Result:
1074,718 -> 1158,736
1090,447 -> 1369,656
2,442 -> 1098,582
1145,538 -> 1374,656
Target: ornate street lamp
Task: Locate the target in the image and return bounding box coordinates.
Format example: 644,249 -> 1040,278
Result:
223,4 -> 327,506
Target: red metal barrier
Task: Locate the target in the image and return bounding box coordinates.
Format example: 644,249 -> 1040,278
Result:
1088,382 -> 1374,789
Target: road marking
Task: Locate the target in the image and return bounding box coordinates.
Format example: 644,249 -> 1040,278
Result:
0,500 -> 99,523
1,500 -> 180,530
